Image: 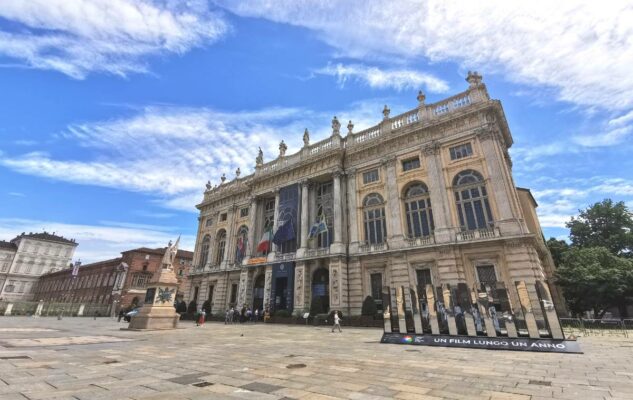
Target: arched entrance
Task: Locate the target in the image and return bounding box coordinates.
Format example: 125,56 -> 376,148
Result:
311,268 -> 329,313
252,274 -> 265,312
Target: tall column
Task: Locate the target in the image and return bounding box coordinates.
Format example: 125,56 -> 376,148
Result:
423,142 -> 455,243
243,197 -> 258,264
347,169 -> 360,254
331,170 -> 345,254
267,189 -> 281,262
297,181 -> 309,258
478,128 -> 524,235
221,205 -> 236,268
383,156 -> 404,248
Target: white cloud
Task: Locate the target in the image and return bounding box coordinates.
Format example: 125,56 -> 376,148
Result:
315,63 -> 449,93
0,99 -> 400,211
0,0 -> 228,78
0,218 -> 194,263
215,1 -> 633,112
574,111 -> 633,147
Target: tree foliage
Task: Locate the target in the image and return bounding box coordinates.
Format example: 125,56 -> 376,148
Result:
546,237 -> 569,268
555,247 -> 633,318
566,199 -> 633,257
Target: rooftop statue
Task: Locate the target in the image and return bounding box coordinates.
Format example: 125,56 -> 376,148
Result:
161,237 -> 180,270
256,147 -> 263,166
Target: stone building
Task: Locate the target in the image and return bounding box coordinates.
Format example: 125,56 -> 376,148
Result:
32,258 -> 126,305
31,247 -> 193,310
0,232 -> 77,301
186,72 -> 564,318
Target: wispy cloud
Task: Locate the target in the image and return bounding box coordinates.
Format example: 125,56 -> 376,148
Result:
0,100 -> 400,211
215,2 -> 633,113
315,63 -> 449,93
574,110 -> 633,147
0,0 -> 229,79
7,192 -> 25,197
0,218 -> 194,263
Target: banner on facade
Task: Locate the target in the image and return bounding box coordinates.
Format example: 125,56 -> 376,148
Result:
380,333 -> 582,353
247,257 -> 267,265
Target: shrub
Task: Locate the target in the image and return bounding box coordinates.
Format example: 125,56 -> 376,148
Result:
361,295 -> 377,316
176,301 -> 187,314
310,296 -> 325,315
274,309 -> 291,318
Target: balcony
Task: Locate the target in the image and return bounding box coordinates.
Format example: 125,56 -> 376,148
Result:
456,227 -> 501,242
274,252 -> 296,262
305,247 -> 330,258
404,235 -> 435,247
359,242 -> 388,253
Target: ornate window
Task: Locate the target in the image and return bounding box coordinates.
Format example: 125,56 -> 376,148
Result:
199,235 -> 210,267
131,272 -> 151,288
363,193 -> 387,244
363,169 -> 379,184
476,265 -> 497,286
215,229 -> 227,264
403,182 -> 434,238
316,181 -> 333,247
239,207 -> 249,218
235,225 -> 248,264
402,157 -> 421,171
449,143 -> 473,160
453,170 -> 493,231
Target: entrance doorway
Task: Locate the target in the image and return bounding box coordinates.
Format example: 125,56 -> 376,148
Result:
311,268 -> 330,313
274,277 -> 288,310
252,274 -> 265,311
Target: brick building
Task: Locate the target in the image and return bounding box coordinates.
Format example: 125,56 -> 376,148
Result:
33,247 -> 193,310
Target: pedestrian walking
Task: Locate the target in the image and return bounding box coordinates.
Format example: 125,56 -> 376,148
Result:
254,308 -> 259,322
331,310 -> 342,333
224,309 -> 230,324
198,309 -> 206,327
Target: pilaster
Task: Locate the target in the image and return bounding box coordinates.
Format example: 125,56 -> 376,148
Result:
330,170 -> 345,254
423,142 -> 455,243
383,156 -> 404,248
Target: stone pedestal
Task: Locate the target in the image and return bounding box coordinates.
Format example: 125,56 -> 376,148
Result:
129,266 -> 180,330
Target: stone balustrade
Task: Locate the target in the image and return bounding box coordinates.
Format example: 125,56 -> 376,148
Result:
404,235 -> 435,247
456,227 -> 500,242
358,242 -> 388,253
391,109 -> 420,130
305,247 -> 330,258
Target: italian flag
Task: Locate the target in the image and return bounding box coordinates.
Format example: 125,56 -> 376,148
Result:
256,228 -> 273,253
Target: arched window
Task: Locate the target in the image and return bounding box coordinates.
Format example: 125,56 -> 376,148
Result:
453,170 -> 494,231
199,235 -> 210,267
235,225 -> 248,263
215,229 -> 227,264
403,182 -> 434,237
363,193 -> 387,244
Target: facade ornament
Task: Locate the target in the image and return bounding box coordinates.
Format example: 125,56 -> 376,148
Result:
380,155 -> 397,167
235,167 -> 241,178
382,105 -> 391,119
347,120 -> 354,135
331,116 -> 341,136
417,90 -> 426,105
475,126 -> 501,142
205,180 -> 212,190
279,140 -> 287,157
332,167 -> 343,178
220,173 -> 226,184
466,71 -> 483,88
303,128 -> 310,147
423,141 -> 441,156
256,147 -> 264,167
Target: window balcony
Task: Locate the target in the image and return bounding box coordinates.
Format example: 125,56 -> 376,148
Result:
305,247 -> 330,258
274,252 -> 296,262
359,242 -> 388,253
404,234 -> 435,248
456,227 -> 500,242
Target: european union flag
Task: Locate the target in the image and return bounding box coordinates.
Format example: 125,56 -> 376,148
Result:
272,219 -> 295,246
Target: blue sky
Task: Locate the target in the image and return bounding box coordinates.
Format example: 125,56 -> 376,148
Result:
0,1 -> 632,262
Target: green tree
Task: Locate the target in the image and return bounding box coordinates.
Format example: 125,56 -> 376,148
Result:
546,237 -> 569,268
566,199 -> 633,257
555,247 -> 633,318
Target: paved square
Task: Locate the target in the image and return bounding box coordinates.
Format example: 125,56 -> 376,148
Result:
0,317 -> 631,399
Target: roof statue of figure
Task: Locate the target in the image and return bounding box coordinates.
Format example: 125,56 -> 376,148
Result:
256,147 -> 263,167
303,128 -> 310,147
161,237 -> 180,269
279,140 -> 287,157
205,180 -> 212,190
235,167 -> 241,178
220,173 -> 226,184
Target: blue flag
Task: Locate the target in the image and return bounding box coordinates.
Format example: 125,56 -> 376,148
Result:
272,219 -> 295,246
308,218 -> 328,238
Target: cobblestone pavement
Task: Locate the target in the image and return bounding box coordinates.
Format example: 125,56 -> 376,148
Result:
0,317 -> 631,400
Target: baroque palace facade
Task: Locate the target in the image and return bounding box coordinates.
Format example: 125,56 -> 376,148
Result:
185,72 -> 564,318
